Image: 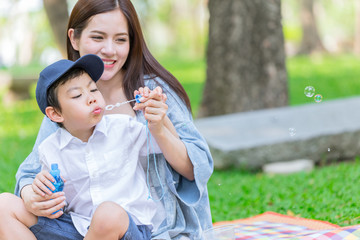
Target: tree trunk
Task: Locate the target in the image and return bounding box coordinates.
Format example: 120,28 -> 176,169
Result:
297,0 -> 325,55
43,0 -> 69,57
198,0 -> 288,117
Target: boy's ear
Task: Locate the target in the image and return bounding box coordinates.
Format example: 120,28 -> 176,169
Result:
68,28 -> 79,51
45,106 -> 64,123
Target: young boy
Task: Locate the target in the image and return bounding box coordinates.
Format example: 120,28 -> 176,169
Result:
8,54 -> 174,240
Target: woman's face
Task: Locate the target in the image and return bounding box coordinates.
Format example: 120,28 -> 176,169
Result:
69,9 -> 130,82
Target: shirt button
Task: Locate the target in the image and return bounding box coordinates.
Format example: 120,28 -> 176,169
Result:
90,172 -> 98,178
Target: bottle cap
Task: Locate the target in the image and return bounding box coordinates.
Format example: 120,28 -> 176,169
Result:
51,163 -> 59,170
135,94 -> 142,103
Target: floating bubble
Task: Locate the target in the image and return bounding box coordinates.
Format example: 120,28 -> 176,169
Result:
328,148 -> 330,152
304,86 -> 315,97
314,94 -> 323,103
289,128 -> 296,137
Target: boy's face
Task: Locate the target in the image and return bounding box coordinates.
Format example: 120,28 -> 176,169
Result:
54,73 -> 105,134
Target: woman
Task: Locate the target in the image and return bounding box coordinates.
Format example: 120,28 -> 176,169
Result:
5,0 -> 213,239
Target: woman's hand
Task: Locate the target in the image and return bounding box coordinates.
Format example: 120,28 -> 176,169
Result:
21,185 -> 66,219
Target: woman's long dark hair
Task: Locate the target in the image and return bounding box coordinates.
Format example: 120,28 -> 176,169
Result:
67,0 -> 191,111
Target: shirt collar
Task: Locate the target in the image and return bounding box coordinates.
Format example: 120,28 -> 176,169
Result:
92,117 -> 108,138
58,117 -> 108,149
59,128 -> 77,149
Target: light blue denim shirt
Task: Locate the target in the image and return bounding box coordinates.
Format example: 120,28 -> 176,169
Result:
15,77 -> 214,240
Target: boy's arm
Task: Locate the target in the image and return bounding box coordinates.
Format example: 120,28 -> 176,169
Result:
163,115 -> 178,138
134,86 -> 194,181
149,116 -> 194,181
147,94 -> 194,181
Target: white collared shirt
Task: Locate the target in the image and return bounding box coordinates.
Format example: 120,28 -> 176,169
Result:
38,114 -> 162,237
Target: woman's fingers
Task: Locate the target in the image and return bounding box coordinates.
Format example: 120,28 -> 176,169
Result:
40,196 -> 66,218
31,192 -> 66,218
22,185 -> 65,218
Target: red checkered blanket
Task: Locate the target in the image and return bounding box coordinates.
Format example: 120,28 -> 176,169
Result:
232,221 -> 360,239
212,212 -> 360,240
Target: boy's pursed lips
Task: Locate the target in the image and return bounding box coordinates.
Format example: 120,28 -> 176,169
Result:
92,107 -> 102,115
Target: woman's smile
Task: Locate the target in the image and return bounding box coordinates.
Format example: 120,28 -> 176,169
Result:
102,59 -> 116,68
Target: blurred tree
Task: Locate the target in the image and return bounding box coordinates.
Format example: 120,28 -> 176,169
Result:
43,0 -> 69,57
355,0 -> 360,55
297,0 -> 325,55
198,0 -> 288,117
134,0 -> 207,58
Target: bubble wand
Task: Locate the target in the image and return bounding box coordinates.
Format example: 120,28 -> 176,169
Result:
105,94 -> 143,111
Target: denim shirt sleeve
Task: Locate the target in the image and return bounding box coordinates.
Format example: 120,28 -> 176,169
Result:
14,116 -> 59,196
145,77 -> 214,206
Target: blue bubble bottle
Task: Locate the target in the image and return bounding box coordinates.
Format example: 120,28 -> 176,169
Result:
50,163 -> 64,192
50,163 -> 64,214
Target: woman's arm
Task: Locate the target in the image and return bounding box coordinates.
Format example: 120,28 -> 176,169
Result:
15,117 -> 65,218
15,117 -> 57,196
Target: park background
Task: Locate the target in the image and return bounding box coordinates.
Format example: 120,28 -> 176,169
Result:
1,0 -> 360,226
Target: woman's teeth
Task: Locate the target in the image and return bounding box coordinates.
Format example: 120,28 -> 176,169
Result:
103,60 -> 115,65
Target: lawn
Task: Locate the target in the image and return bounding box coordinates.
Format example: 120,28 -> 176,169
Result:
208,161 -> 360,226
1,54 -> 360,226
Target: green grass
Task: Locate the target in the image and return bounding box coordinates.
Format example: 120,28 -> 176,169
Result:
2,54 -> 360,226
288,54 -> 360,105
208,160 -> 360,226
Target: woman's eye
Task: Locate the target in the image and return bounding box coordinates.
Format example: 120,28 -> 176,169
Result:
72,94 -> 82,99
116,38 -> 127,42
90,88 -> 98,93
91,36 -> 103,40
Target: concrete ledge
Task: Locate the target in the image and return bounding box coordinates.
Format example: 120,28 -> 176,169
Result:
194,97 -> 360,170
262,159 -> 314,174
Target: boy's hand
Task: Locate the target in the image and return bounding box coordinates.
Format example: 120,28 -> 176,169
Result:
133,86 -> 166,106
133,86 -> 168,133
32,170 -> 56,196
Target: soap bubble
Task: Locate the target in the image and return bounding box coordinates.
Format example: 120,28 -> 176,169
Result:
314,94 -> 323,103
304,86 -> 315,97
328,148 -> 330,152
289,128 -> 296,137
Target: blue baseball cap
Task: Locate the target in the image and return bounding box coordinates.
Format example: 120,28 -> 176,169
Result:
36,54 -> 104,115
